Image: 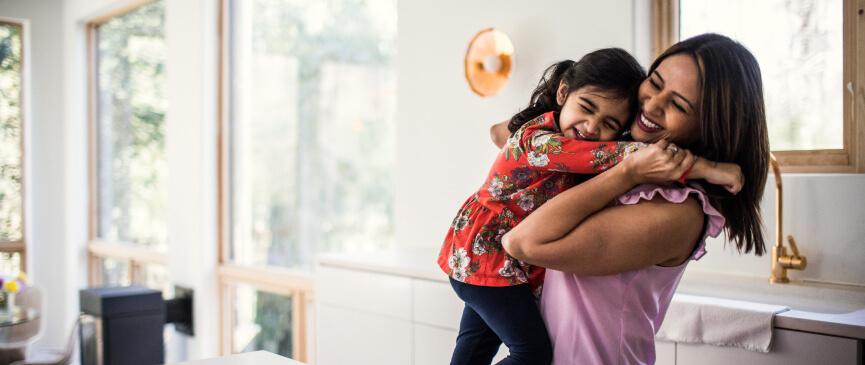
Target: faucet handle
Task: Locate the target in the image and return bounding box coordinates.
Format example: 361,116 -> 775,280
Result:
787,235 -> 801,257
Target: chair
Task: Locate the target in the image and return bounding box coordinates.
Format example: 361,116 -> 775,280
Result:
10,316 -> 79,365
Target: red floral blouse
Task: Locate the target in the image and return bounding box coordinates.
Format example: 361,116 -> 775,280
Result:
437,112 -> 646,291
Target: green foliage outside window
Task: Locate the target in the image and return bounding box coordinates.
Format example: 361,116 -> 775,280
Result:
0,24 -> 22,245
95,1 -> 168,250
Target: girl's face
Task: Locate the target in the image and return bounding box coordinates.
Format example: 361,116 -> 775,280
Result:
631,54 -> 702,144
556,83 -> 629,141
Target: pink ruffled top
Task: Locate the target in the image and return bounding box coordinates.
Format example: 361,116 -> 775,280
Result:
540,184 -> 725,365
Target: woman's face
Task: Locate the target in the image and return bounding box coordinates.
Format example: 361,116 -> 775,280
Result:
557,83 -> 629,142
630,54 -> 702,145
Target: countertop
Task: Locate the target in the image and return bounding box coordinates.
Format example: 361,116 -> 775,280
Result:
317,247 -> 865,340
169,351 -> 304,365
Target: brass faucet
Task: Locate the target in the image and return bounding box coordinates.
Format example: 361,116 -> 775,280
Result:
769,153 -> 807,284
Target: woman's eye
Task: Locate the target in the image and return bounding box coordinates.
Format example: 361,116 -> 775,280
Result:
672,101 -> 687,113
650,78 -> 661,90
580,105 -> 592,113
604,121 -> 617,131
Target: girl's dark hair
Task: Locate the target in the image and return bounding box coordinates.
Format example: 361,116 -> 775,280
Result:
653,33 -> 769,256
508,48 -> 646,133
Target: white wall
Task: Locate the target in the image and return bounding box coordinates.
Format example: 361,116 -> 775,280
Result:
695,174 -> 865,285
395,0 -> 636,249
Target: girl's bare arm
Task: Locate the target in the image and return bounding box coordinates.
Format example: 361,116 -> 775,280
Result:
490,120 -> 510,148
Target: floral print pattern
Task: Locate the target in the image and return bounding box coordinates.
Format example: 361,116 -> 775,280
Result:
438,112 -> 646,289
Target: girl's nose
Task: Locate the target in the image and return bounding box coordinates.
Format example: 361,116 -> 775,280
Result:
584,119 -> 600,135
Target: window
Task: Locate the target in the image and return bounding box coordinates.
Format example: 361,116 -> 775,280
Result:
218,0 -> 397,360
0,21 -> 25,274
86,0 -> 169,290
652,0 -> 864,172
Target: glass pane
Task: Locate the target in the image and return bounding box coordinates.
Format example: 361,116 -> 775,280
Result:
0,252 -> 21,274
0,23 -> 23,242
100,257 -> 131,286
229,0 -> 397,269
232,284 -> 293,358
138,263 -> 170,295
95,1 -> 168,250
680,0 -> 843,150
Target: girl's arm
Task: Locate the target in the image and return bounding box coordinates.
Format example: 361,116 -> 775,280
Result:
491,116 -> 739,190
491,120 -> 510,149
503,141 -> 703,274
513,115 -> 649,174
688,158 -> 744,194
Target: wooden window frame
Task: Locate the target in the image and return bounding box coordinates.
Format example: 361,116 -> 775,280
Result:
216,0 -> 312,361
0,20 -> 27,273
651,0 -> 865,173
85,0 -> 168,287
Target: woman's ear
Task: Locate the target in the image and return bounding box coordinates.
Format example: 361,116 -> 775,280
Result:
556,81 -> 568,106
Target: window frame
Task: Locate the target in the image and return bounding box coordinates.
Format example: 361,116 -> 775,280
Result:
651,0 -> 865,173
0,20 -> 27,273
85,0 -> 168,287
216,0 -> 313,361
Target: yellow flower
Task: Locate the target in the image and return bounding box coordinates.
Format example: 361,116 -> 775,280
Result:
3,280 -> 19,294
16,272 -> 26,282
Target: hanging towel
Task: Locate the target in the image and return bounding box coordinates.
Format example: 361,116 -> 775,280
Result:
656,293 -> 790,352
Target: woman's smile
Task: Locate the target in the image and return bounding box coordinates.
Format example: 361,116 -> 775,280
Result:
635,112 -> 663,133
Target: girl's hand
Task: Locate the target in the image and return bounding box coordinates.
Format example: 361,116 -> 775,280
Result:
620,140 -> 696,185
704,161 -> 744,194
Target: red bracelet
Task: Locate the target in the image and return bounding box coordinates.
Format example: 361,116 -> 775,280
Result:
678,164 -> 694,184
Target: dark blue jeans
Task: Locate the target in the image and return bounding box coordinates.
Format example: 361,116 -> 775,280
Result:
449,279 -> 552,365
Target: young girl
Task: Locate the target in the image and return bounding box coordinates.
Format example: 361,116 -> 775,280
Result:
438,48 -> 741,365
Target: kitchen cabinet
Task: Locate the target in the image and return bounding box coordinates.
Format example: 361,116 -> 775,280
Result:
316,258 -> 862,365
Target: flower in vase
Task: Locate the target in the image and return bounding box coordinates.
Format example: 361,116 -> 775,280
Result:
3,280 -> 20,294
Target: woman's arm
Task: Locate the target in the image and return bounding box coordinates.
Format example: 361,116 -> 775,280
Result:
503,141 -> 702,274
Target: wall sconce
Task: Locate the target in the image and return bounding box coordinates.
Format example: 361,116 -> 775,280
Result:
465,28 -> 514,97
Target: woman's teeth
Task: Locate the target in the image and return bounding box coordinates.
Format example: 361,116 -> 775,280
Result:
639,114 -> 662,131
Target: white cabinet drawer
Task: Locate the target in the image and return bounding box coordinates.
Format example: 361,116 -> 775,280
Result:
414,324 -> 458,365
317,304 -> 412,365
316,266 -> 412,320
655,341 -> 675,365
412,279 -> 463,330
676,329 -> 859,365
413,324 -> 509,365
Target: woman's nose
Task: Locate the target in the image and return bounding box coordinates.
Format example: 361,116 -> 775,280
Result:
643,94 -> 664,117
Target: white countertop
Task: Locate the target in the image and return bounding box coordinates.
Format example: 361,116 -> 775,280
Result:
169,351 -> 304,365
317,247 -> 865,340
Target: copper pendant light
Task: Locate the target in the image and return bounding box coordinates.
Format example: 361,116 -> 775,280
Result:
464,28 -> 514,97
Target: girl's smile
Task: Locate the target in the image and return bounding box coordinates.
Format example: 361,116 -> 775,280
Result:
556,83 -> 630,142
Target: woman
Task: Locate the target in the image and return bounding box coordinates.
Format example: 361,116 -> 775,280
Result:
494,33 -> 769,364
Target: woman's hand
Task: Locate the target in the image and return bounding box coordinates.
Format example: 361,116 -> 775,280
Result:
620,140 -> 696,185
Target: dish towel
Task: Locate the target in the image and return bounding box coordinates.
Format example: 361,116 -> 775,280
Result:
656,293 -> 790,352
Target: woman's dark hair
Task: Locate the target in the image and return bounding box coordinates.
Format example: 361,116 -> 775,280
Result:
508,48 -> 646,133
653,33 -> 769,256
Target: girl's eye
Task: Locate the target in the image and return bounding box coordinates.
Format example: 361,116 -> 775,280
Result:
580,105 -> 592,113
672,101 -> 687,113
649,78 -> 661,90
604,121 -> 617,131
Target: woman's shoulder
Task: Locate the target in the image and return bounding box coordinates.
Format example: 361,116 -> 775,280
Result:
617,183 -> 725,260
